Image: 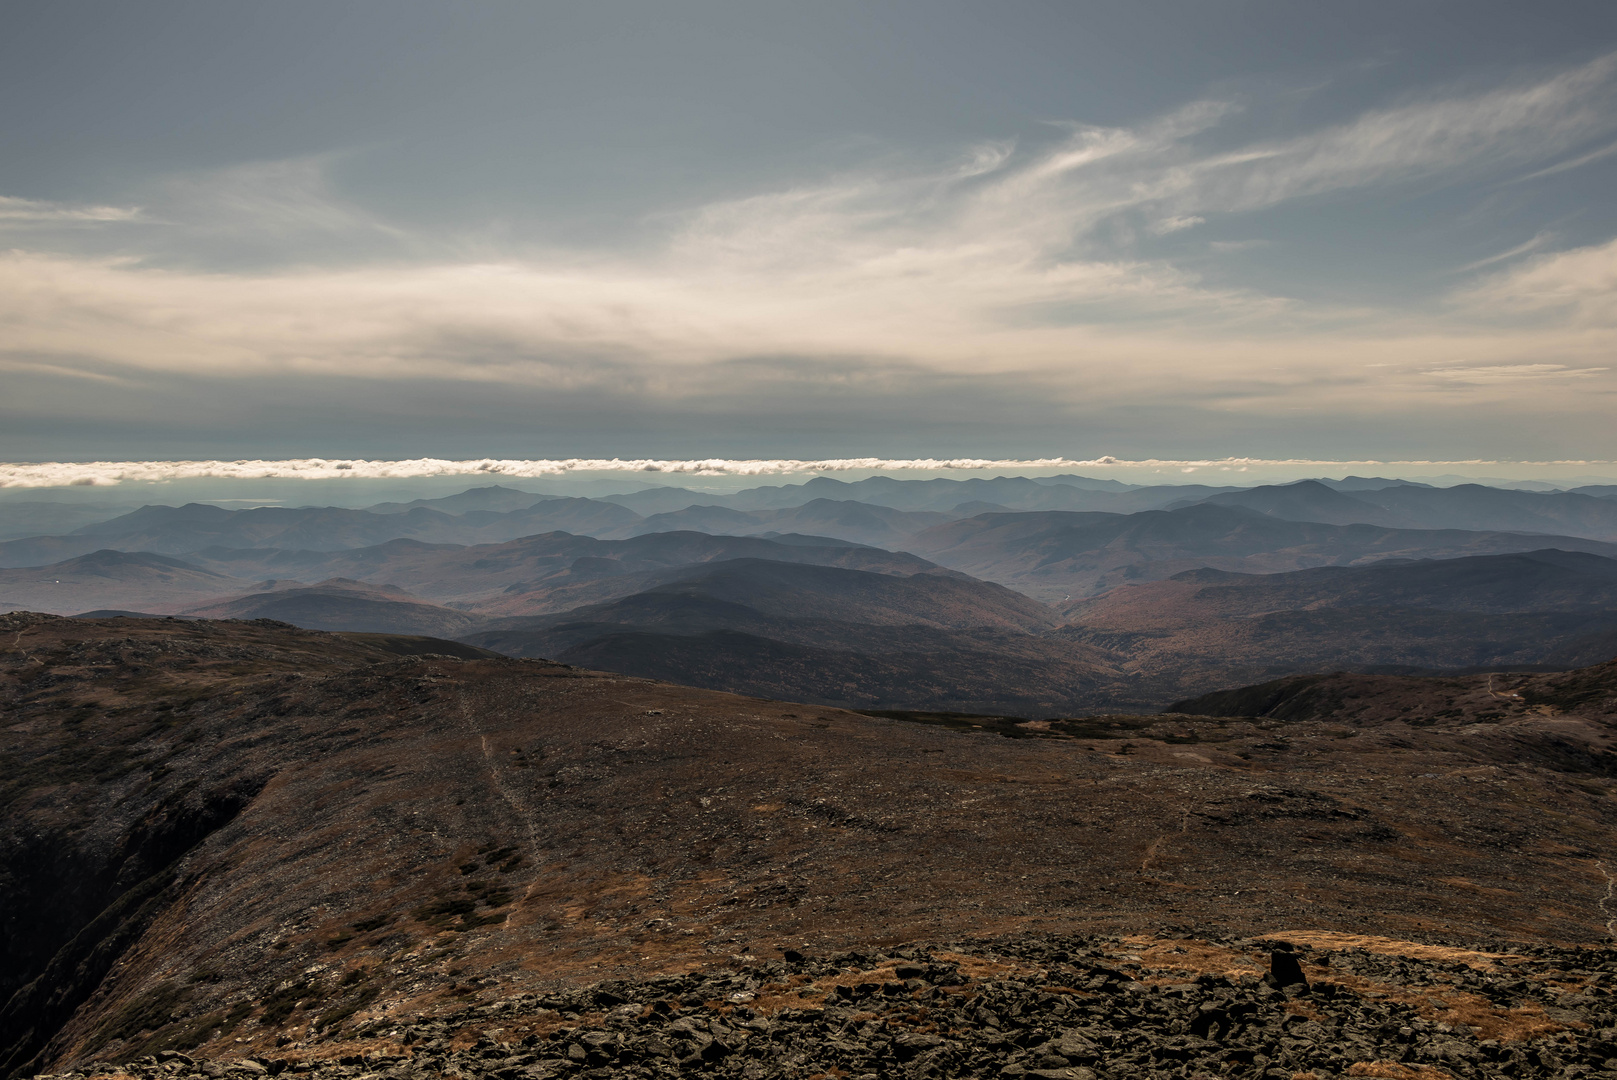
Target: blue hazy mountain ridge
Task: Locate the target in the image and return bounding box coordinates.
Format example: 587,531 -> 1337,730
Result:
0,549 -> 252,616
709,475 -> 1220,513
9,480 -> 1617,604
0,495 -> 965,567
5,492 -> 1615,709
458,557 -> 1119,714
1317,476 -> 1434,492
0,498 -> 644,567
460,548 -> 1617,712
1173,480 -> 1407,526
179,578 -> 484,638
625,499 -> 952,547
904,503 -> 1617,604
180,530 -> 940,613
0,530 -> 944,619
597,475 -> 1179,515
8,477 -> 1617,576
1194,480 -> 1617,537
0,501 -> 146,542
361,484 -> 557,515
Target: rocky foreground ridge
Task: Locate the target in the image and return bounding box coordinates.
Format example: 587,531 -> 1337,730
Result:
33,934 -> 1617,1080
5,612 -> 1617,1080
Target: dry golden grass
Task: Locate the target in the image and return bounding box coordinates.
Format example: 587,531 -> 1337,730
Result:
1420,993 -> 1575,1042
741,952 -> 1044,1017
1121,936 -> 1263,982
1347,1063 -> 1453,1080
1267,930 -> 1512,970
1310,970 -> 1570,1043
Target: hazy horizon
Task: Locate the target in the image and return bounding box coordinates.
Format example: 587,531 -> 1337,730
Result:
3,457 -> 1617,511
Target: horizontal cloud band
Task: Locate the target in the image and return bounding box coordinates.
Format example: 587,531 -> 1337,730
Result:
5,457 -> 1614,488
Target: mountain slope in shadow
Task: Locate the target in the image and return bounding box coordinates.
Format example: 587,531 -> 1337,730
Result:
908,503 -> 1617,602
622,499 -> 952,547
184,530 -> 937,612
1064,548 -> 1617,700
1193,479 -> 1617,538
460,558 -> 1125,714
182,579 -> 483,637
0,550 -> 250,616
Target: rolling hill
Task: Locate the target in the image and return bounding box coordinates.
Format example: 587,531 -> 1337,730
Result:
181,579 -> 482,637
461,558 -> 1125,713
907,503 -> 1617,602
0,499 -> 645,567
625,498 -> 951,547
1062,549 -> 1617,698
0,550 -> 250,616
1192,479 -> 1617,538
184,531 -> 940,613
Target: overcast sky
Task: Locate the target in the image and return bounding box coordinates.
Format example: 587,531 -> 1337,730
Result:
4,1 -> 1617,465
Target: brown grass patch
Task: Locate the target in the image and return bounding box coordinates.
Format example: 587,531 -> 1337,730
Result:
1283,999 -> 1326,1021
1347,1063 -> 1453,1080
1319,970 -> 1570,1043
1120,936 -> 1263,982
747,953 -> 1026,1016
1264,930 -> 1511,970
930,951 -> 1038,982
1420,992 -> 1575,1042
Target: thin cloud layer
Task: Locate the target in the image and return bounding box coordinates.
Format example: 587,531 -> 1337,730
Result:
2,52 -> 1617,454
7,456 -> 1611,490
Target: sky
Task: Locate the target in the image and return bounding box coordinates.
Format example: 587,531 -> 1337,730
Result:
5,1 -> 1617,471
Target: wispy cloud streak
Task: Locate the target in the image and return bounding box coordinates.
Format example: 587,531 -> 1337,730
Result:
0,195 -> 141,224
2,53 -> 1616,440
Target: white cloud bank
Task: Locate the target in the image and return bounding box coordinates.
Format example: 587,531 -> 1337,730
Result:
6,457 -> 1615,489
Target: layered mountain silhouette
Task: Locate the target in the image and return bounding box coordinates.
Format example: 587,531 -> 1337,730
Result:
361,484 -> 554,515
0,550 -> 250,615
908,503 -> 1617,602
462,558 -> 1124,714
1064,548 -> 1617,698
3,477 -> 1617,712
625,499 -> 951,547
187,531 -> 937,611
180,579 -> 483,638
1191,479 -> 1617,536
0,499 -> 643,566
9,477 -> 1617,575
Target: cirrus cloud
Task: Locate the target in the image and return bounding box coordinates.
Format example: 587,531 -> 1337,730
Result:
2,52 -> 1617,456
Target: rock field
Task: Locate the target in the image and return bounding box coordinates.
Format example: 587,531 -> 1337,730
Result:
34,934 -> 1617,1080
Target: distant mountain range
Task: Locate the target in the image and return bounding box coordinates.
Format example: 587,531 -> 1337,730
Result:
1065,548 -> 1617,698
1190,479 -> 1617,535
460,558 -> 1117,714
0,549 -> 249,615
908,502 -> 1617,602
3,476 -> 1616,713
189,530 -> 938,613
181,578 -> 484,638
6,478 -> 1617,576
